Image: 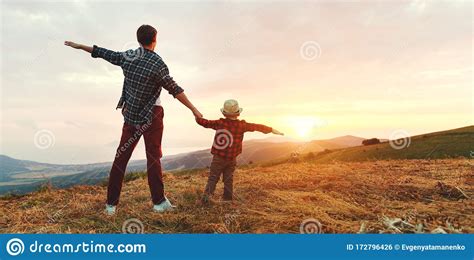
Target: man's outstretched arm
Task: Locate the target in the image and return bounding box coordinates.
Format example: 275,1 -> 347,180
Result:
64,41 -> 124,66
157,63 -> 203,119
176,92 -> 203,119
64,41 -> 93,53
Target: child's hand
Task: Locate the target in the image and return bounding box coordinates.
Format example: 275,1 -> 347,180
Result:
64,41 -> 82,49
272,129 -> 284,136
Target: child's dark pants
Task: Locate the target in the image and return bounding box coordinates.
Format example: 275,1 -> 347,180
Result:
205,155 -> 237,200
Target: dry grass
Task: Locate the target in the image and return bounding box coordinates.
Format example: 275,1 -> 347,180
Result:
0,159 -> 472,234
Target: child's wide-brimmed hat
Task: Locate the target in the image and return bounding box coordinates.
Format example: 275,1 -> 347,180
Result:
221,99 -> 243,116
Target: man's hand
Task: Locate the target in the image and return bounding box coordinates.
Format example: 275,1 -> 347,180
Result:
272,129 -> 284,136
64,41 -> 93,53
192,109 -> 203,119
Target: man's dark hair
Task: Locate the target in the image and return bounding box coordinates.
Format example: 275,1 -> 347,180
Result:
137,25 -> 157,46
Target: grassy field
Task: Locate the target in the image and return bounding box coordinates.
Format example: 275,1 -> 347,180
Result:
0,158 -> 472,234
311,126 -> 474,163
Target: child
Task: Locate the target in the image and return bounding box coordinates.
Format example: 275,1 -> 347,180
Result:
196,99 -> 284,202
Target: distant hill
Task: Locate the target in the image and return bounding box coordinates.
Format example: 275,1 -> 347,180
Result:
156,139 -> 348,170
0,155 -> 52,179
0,137 -> 355,195
312,126 -> 474,163
322,135 -> 366,147
2,126 -> 471,196
0,157 -> 146,196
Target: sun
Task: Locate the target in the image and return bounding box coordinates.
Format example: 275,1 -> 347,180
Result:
288,117 -> 325,139
294,119 -> 315,138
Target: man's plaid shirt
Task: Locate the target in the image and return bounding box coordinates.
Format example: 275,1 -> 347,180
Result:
91,45 -> 184,125
196,117 -> 272,160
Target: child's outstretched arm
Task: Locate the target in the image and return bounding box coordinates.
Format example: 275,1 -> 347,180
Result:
271,128 -> 284,135
244,122 -> 284,135
195,117 -> 222,130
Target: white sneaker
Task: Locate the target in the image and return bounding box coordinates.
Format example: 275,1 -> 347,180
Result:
105,204 -> 116,216
153,198 -> 175,213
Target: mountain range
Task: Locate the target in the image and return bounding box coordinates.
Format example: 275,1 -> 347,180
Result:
1,125 -> 472,196
0,135 -> 365,195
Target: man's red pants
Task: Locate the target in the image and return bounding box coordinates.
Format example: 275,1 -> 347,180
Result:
107,106 -> 165,205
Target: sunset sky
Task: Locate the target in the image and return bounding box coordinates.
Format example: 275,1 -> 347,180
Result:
1,0 -> 472,164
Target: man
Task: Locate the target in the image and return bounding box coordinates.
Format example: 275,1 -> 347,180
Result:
64,24 -> 202,215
